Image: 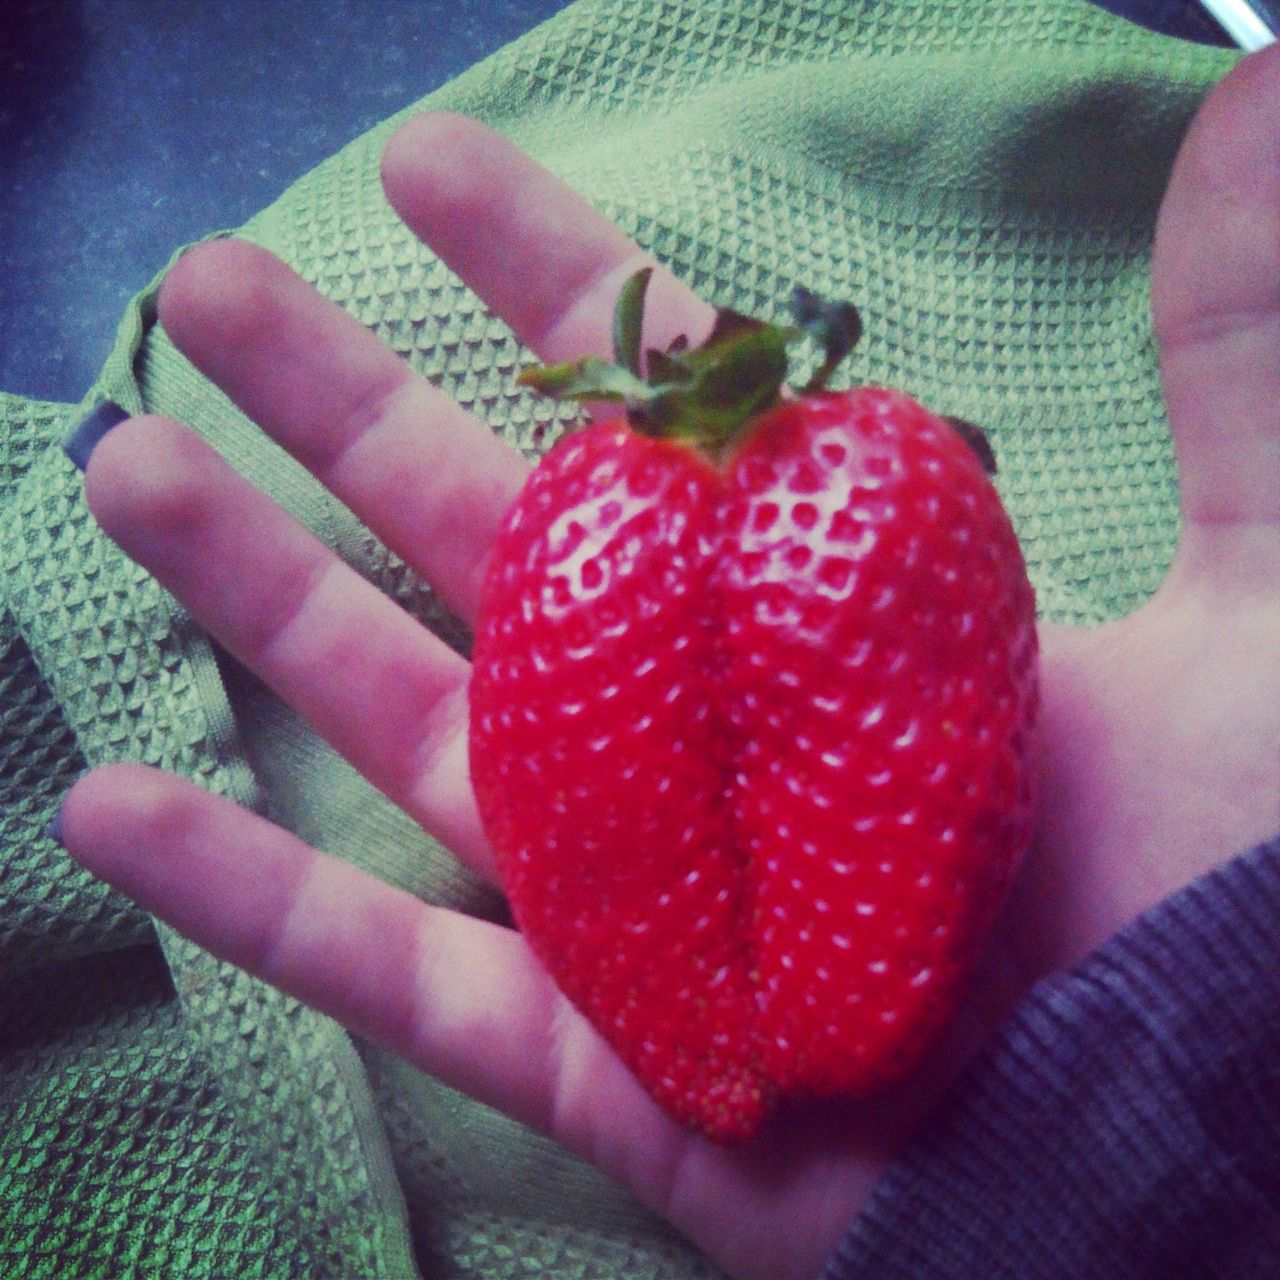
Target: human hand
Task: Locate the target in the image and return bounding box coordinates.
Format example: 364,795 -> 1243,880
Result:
59,46 -> 1279,1280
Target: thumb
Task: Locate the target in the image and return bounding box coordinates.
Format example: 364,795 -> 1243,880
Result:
1151,43 -> 1280,591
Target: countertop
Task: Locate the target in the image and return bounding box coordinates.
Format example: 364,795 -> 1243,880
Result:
1,0 -> 570,405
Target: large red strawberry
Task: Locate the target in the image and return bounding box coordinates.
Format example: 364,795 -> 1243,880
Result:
469,272 -> 1038,1141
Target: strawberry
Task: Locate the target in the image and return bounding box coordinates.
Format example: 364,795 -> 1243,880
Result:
469,271 -> 1038,1141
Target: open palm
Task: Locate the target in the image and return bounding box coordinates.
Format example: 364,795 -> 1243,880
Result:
62,48 -> 1279,1280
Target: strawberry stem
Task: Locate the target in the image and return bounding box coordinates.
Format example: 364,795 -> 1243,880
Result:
516,270 -> 865,459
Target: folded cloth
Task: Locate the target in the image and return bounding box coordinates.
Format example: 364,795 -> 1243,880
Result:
0,2 -> 1237,1276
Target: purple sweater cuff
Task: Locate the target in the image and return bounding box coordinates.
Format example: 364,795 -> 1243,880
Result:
824,835 -> 1280,1279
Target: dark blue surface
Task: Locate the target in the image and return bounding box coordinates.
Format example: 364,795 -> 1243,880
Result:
0,0 -> 571,403
1088,0 -> 1232,42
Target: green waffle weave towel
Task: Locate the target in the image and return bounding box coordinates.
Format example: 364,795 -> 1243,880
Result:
0,2 -> 1235,1276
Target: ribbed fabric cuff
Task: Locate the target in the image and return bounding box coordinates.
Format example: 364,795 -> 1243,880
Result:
825,835 -> 1280,1280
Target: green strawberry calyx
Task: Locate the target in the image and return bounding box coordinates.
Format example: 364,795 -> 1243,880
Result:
516,268 -> 863,459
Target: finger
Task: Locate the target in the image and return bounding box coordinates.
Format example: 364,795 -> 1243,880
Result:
1151,44 -> 1280,588
380,111 -> 717,364
60,763 -> 693,1204
158,237 -> 528,628
84,415 -> 494,879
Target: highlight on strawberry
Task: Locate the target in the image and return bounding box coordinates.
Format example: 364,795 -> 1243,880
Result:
468,270 -> 1039,1141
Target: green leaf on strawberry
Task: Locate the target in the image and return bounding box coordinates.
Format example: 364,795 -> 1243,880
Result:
520,265 -> 796,456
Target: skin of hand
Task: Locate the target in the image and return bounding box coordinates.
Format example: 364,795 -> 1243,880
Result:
58,44 -> 1279,1280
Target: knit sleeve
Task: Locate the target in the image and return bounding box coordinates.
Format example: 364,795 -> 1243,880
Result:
823,835 -> 1280,1280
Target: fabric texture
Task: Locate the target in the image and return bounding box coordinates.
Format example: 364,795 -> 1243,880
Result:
824,835 -> 1280,1279
0,2 -> 1244,1277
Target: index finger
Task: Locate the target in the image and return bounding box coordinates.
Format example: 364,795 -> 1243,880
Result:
380,111 -> 717,365
159,116 -> 716,634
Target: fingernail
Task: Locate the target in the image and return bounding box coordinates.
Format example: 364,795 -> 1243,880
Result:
45,809 -> 64,846
63,401 -> 130,471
